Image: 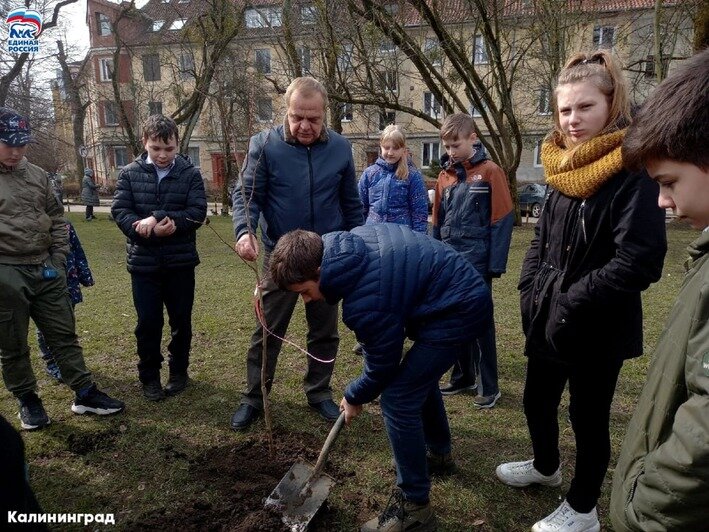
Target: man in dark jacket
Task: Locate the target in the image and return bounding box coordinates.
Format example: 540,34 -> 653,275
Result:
112,115 -> 207,401
230,76 -> 363,430
269,223 -> 492,532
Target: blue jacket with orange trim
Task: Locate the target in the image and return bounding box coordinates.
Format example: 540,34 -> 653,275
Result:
431,142 -> 514,277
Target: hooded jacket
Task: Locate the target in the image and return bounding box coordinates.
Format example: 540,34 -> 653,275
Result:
319,223 -> 492,405
81,174 -> 100,206
519,169 -> 666,362
610,231 -> 709,531
0,158 -> 68,265
232,125 -> 363,252
358,157 -> 429,233
111,153 -> 207,273
431,142 -> 514,277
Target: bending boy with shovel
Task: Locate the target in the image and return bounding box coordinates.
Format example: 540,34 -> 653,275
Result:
270,223 -> 492,531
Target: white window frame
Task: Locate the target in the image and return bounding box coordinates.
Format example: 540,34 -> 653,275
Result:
152,20 -> 165,32
179,53 -> 194,80
538,86 -> 552,115
337,43 -> 354,72
187,146 -> 200,168
255,48 -> 271,74
114,146 -> 129,167
534,138 -> 543,167
339,102 -> 353,122
422,142 -> 441,168
593,25 -> 615,49
99,58 -> 114,82
245,7 -> 282,28
169,19 -> 186,30
423,37 -> 442,67
473,34 -> 488,64
383,70 -> 398,93
104,101 -> 118,126
380,38 -> 396,54
297,46 -> 311,73
424,92 -> 441,119
300,5 -> 317,24
96,13 -> 111,36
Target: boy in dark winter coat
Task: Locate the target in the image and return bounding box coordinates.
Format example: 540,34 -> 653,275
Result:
0,106 -> 124,431
432,113 -> 514,408
111,115 -> 207,401
610,48 -> 709,532
269,223 -> 492,532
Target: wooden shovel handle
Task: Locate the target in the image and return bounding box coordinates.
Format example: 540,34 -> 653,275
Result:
309,412 -> 346,480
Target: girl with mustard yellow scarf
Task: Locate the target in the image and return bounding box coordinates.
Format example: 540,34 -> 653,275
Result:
495,50 -> 668,532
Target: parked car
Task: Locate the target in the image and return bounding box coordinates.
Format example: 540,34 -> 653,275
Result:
517,183 -> 547,218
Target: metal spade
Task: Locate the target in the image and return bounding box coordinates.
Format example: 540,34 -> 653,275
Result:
265,412 -> 346,531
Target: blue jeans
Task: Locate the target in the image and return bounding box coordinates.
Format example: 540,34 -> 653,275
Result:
380,341 -> 464,504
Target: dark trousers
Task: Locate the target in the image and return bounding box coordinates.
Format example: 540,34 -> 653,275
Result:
85,205 -> 94,219
447,277 -> 499,396
523,354 -> 623,513
241,267 -> 339,409
0,264 -> 92,396
381,342 -> 464,504
131,268 -> 195,383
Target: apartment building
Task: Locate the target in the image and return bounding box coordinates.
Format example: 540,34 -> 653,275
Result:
60,0 -> 695,187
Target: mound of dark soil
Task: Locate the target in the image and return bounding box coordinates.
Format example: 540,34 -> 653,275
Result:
127,431 -> 338,531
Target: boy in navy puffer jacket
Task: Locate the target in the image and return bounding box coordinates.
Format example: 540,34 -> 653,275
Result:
269,223 -> 492,532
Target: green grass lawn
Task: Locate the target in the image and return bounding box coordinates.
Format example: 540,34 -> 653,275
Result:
0,214 -> 697,531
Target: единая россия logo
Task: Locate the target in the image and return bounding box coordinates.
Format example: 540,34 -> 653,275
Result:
5,7 -> 43,54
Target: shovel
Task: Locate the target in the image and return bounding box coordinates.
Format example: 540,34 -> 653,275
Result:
265,412 -> 346,531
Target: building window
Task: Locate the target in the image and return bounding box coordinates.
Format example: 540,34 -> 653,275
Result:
337,43 -> 353,72
104,101 -> 119,126
593,25 -> 615,49
424,92 -> 441,119
300,5 -> 317,24
255,48 -> 271,74
534,138 -> 543,167
96,13 -> 111,36
151,20 -> 164,32
338,102 -> 353,122
179,53 -> 194,80
538,86 -> 552,115
379,110 -> 395,130
99,58 -> 114,82
473,34 -> 488,64
380,38 -> 396,54
383,71 -> 398,93
244,7 -> 282,28
256,97 -> 272,121
187,146 -> 200,168
142,54 -> 161,82
148,101 -> 163,115
114,146 -> 129,167
422,142 -> 440,167
169,18 -> 186,30
297,46 -> 311,72
423,37 -> 442,67
383,3 -> 399,15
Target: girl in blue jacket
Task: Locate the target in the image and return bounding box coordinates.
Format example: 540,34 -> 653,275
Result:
358,125 -> 429,233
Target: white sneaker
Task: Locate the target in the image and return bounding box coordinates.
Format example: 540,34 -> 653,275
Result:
495,459 -> 562,487
532,500 -> 600,532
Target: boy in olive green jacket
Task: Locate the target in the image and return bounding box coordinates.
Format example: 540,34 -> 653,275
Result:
610,49 -> 709,531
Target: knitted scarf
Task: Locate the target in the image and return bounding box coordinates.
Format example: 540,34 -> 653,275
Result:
542,129 -> 626,199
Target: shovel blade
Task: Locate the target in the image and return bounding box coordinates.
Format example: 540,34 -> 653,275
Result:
265,462 -> 335,532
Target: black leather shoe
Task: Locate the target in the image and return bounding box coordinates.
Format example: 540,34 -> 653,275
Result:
142,380 -> 165,401
164,373 -> 189,396
439,381 -> 477,396
308,399 -> 340,421
230,404 -> 261,431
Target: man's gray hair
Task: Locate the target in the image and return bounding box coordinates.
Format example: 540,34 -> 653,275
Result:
284,77 -> 329,110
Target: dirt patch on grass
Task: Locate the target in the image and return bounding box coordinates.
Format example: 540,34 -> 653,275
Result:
127,431 -> 341,531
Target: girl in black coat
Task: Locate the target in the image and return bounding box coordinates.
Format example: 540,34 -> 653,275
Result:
495,51 -> 667,532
